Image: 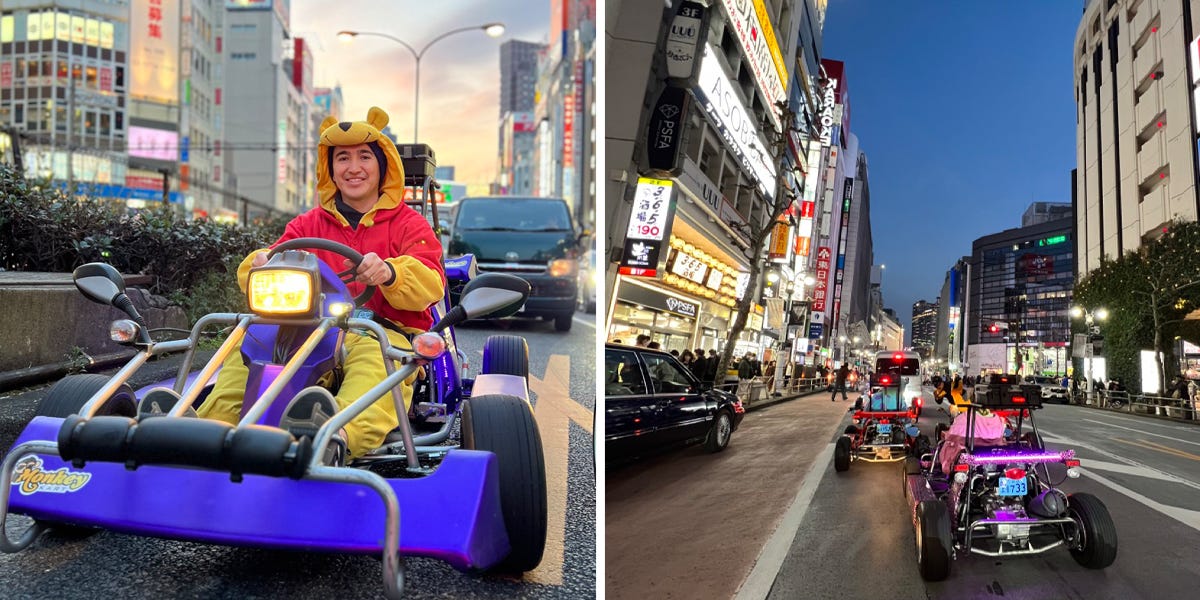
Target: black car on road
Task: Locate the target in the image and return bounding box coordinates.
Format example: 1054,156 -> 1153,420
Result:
605,343 -> 745,464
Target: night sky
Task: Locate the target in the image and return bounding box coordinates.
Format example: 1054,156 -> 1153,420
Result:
821,1 -> 1083,339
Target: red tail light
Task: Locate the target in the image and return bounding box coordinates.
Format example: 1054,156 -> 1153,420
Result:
880,376 -> 891,385
915,397 -> 923,408
1065,459 -> 1080,468
1005,468 -> 1026,480
1011,396 -> 1026,404
892,352 -> 904,362
954,463 -> 969,472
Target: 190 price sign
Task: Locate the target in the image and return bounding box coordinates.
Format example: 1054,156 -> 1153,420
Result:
625,177 -> 674,241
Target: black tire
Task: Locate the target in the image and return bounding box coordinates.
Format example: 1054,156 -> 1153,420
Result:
916,500 -> 952,581
553,312 -> 573,332
934,423 -> 949,443
834,436 -> 851,472
585,300 -> 596,314
843,425 -> 859,435
912,434 -> 932,458
36,374 -> 137,419
1067,493 -> 1118,569
903,456 -> 921,498
481,335 -> 529,379
460,395 -> 547,573
704,410 -> 733,453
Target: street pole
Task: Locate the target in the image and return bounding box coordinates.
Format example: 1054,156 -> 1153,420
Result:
413,58 -> 421,143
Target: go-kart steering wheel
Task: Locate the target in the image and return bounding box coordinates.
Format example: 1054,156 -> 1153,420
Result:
267,237 -> 377,306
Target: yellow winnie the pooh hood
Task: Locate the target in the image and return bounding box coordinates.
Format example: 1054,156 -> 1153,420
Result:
314,106 -> 406,227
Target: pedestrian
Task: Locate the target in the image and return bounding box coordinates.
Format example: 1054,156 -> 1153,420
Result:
670,349 -> 680,358
831,362 -> 850,402
612,338 -> 623,344
765,360 -> 777,392
635,334 -> 651,347
706,349 -> 721,383
647,341 -> 661,350
189,107 -> 445,466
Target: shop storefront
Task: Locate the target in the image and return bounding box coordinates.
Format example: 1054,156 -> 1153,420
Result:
608,278 -> 701,353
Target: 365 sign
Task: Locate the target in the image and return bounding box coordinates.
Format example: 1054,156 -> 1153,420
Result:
619,178 -> 677,277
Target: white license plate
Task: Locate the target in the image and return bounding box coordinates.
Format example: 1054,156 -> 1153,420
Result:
998,476 -> 1027,496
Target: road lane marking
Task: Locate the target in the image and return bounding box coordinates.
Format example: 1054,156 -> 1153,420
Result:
1113,437 -> 1200,462
1078,412 -> 1199,434
1078,468 -> 1200,534
733,442 -> 836,600
525,354 -> 594,586
1067,458 -> 1180,482
1040,427 -> 1200,492
572,315 -> 597,328
1082,418 -> 1200,447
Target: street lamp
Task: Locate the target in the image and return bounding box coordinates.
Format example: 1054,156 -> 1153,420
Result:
337,23 -> 506,142
1070,305 -> 1108,400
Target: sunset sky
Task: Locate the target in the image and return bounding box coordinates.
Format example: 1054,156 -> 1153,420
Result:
291,0 -> 551,186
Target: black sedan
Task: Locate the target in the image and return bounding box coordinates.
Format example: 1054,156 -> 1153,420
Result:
604,343 -> 745,464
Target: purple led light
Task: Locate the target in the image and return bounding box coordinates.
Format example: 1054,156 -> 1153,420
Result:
960,449 -> 1074,466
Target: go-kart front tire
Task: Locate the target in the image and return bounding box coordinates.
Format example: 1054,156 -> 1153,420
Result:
916,500 -> 952,581
36,374 -> 137,418
481,335 -> 530,379
834,436 -> 851,472
1067,492 -> 1118,569
461,394 -> 547,573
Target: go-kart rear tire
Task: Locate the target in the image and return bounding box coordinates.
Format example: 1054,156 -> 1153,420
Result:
834,436 -> 851,472
704,410 -> 733,453
36,374 -> 137,419
461,394 -> 547,573
1067,492 -> 1118,569
481,335 -> 529,379
916,500 -> 952,581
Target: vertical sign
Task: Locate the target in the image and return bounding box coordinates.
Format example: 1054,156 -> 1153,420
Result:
813,246 -> 832,312
130,0 -> 180,104
831,177 -> 852,331
666,0 -> 706,83
645,85 -> 690,175
277,119 -> 287,183
767,220 -> 790,261
619,178 -> 676,277
99,67 -> 112,92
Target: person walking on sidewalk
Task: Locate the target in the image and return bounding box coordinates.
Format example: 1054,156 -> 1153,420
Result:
831,362 -> 850,402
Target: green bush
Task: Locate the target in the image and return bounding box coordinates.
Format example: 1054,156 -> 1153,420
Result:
0,164 -> 288,320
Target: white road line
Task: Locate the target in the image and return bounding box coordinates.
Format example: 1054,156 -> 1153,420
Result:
733,442 -> 835,600
1039,427 -> 1200,492
1080,418 -> 1200,447
1068,459 -> 1180,482
572,315 -> 596,328
1077,410 -> 1199,433
1077,468 -> 1200,534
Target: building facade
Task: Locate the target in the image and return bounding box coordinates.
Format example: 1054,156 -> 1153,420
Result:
1074,0 -> 1200,277
1022,201 -> 1073,227
911,299 -> 938,350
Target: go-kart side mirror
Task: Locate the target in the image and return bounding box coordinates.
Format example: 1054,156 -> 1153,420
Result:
73,262 -> 126,306
430,273 -> 530,332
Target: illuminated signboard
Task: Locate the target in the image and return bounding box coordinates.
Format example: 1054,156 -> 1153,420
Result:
706,269 -> 724,290
128,126 -> 179,161
718,0 -> 786,128
1037,235 -> 1067,246
669,251 -> 709,284
130,0 -> 180,105
694,46 -> 777,199
619,178 -> 676,277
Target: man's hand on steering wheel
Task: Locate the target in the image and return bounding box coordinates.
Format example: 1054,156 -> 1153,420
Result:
345,252 -> 396,288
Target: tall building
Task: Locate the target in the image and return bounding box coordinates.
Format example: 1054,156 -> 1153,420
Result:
499,40 -> 542,117
911,300 -> 938,350
223,1 -> 310,219
1074,0 -> 1200,278
838,136 -> 874,347
1022,201 -> 1072,227
966,218 -> 1075,377
179,0 -> 226,219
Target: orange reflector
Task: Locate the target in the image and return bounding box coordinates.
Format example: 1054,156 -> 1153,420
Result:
412,332 -> 447,359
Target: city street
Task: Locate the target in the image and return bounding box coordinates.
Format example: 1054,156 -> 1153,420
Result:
0,316 -> 597,600
607,389 -> 1200,600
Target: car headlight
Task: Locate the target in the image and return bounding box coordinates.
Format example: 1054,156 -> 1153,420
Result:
247,251 -> 321,316
549,258 -> 577,278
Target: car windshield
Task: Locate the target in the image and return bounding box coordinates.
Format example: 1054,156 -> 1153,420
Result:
456,199 -> 573,232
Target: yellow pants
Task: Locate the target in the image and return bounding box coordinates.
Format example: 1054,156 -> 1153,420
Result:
197,329 -> 415,458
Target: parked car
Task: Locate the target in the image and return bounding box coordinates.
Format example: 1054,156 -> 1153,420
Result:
447,196 -> 587,332
605,343 -> 745,464
1029,376 -> 1069,403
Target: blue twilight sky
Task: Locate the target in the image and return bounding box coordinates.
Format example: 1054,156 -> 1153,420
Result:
821,1 -> 1083,339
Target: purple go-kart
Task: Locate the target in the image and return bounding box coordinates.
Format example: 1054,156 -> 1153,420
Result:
0,236 -> 546,599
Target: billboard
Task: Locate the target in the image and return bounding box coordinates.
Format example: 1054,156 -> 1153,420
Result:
130,0 -> 180,105
813,246 -> 832,312
694,46 -> 777,199
718,0 -> 786,128
619,178 -> 676,277
128,126 -> 179,161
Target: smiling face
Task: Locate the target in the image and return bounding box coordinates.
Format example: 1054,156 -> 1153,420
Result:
331,143 -> 381,207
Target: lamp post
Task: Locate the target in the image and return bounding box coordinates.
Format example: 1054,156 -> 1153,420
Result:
337,23 -> 506,142
1070,305 -> 1108,401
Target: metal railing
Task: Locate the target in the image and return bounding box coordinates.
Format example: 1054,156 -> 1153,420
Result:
1071,389 -> 1200,420
715,376 -> 830,405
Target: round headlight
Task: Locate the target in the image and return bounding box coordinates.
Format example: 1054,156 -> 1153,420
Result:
413,332 -> 447,360
110,319 -> 140,343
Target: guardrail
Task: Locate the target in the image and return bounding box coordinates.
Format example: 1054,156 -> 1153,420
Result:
1071,389 -> 1200,420
715,376 -> 830,406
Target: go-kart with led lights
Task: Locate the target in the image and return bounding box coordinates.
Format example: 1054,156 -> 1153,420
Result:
903,374 -> 1117,581
835,367 -> 930,472
0,232 -> 547,599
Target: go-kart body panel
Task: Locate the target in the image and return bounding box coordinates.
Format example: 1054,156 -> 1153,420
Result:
7,416 -> 510,570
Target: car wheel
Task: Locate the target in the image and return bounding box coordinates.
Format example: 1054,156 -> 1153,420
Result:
586,299 -> 596,314
834,436 -> 851,472
36,374 -> 137,419
553,312 -> 573,332
461,395 -> 547,573
912,434 -> 932,458
704,410 -> 733,453
916,500 -> 952,581
481,335 -> 530,379
1067,493 -> 1118,569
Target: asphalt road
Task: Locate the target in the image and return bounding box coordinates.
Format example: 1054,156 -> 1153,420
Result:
0,313 -> 597,600
766,396 -> 1200,600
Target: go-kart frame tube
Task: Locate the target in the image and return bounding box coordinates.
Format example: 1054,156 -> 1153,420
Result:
171,314 -> 253,412
235,320 -> 336,427
0,438 -> 412,600
961,515 -> 1073,557
77,339 -> 193,418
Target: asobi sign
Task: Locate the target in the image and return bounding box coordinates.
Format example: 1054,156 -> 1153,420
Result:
813,246 -> 832,312
666,1 -> 706,82
719,0 -> 786,128
619,178 -> 676,277
694,46 -> 776,199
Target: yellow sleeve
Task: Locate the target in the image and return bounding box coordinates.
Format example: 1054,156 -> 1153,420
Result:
235,248 -> 271,293
378,255 -> 445,311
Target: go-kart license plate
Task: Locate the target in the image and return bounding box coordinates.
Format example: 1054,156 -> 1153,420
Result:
876,424 -> 892,435
998,477 -> 1027,496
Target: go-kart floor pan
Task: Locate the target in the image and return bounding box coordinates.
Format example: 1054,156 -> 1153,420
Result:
5,417 -> 509,571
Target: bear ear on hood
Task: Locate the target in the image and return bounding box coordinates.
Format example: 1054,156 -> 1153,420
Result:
366,106 -> 389,131
319,115 -> 338,135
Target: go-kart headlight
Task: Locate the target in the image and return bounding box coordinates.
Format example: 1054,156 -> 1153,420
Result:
110,319 -> 141,344
248,251 -> 322,317
548,258 -> 577,278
